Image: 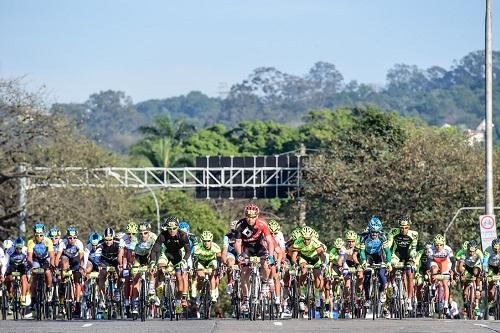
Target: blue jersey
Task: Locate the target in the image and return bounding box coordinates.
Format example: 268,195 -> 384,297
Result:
356,232 -> 392,263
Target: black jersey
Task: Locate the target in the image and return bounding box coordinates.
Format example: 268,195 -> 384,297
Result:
150,230 -> 190,263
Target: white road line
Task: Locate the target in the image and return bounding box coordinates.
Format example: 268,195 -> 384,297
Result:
474,323 -> 489,328
273,321 -> 283,326
82,323 -> 93,328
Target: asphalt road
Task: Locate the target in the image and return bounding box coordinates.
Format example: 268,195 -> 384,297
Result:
1,319 -> 500,333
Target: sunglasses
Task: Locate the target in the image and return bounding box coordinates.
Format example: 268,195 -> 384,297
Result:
127,233 -> 134,236
35,233 -> 44,237
67,236 -> 77,240
104,237 -> 113,241
141,231 -> 149,235
166,227 -> 178,231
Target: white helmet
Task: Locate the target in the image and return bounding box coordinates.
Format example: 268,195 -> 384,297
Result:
2,239 -> 13,250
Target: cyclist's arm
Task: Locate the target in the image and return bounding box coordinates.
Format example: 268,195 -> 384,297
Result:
149,233 -> 163,264
55,249 -> 63,267
317,247 -> 327,265
265,234 -> 275,258
291,250 -> 299,265
117,247 -> 124,269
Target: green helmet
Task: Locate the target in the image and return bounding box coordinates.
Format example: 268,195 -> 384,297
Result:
200,230 -> 213,242
268,220 -> 281,234
125,220 -> 138,234
345,230 -> 357,241
334,238 -> 344,249
301,226 -> 315,239
311,229 -> 319,240
291,227 -> 302,241
462,240 -> 469,250
433,234 -> 445,246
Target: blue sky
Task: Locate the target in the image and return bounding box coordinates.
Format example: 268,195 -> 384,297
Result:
0,0 -> 498,104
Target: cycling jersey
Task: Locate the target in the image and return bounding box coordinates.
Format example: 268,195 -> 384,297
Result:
134,234 -> 158,265
99,239 -> 123,267
84,243 -> 102,267
59,238 -> 84,259
52,240 -> 62,253
292,237 -> 323,260
339,245 -> 357,267
357,232 -> 392,264
223,231 -> 237,257
427,245 -> 454,274
273,231 -> 286,250
150,230 -> 190,265
27,237 -> 54,262
4,249 -> 27,276
388,228 -> 418,260
235,217 -> 271,257
194,243 -> 221,267
456,248 -> 483,268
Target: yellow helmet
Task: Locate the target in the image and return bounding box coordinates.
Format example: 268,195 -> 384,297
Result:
125,221 -> 138,234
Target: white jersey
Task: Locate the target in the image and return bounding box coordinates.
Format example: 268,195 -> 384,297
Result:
273,231 -> 286,250
84,243 -> 103,267
0,248 -> 5,276
58,238 -> 85,259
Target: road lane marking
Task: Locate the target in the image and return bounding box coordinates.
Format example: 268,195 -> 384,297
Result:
273,322 -> 283,326
82,323 -> 93,328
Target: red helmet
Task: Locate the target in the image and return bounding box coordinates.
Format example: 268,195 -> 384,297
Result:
244,204 -> 260,218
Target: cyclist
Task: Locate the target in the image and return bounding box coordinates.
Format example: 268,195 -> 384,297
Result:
193,231 -> 222,303
356,216 -> 392,307
150,216 -> 191,310
338,230 -> 363,309
98,228 -> 124,307
268,219 -> 286,306
122,220 -> 138,315
327,237 -> 344,316
486,238 -> 500,307
290,226 -> 328,312
27,223 -> 55,307
456,239 -> 483,311
282,227 -> 303,316
388,215 -> 419,311
234,204 -> 275,312
84,233 -> 103,274
3,237 -> 29,306
221,220 -> 238,294
426,234 -> 455,309
55,226 -> 85,317
48,228 -> 63,253
130,221 -> 158,314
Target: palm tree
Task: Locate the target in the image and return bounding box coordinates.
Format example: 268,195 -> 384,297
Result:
129,115 -> 196,167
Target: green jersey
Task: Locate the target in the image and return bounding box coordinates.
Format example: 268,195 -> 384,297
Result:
193,243 -> 221,263
292,237 -> 323,259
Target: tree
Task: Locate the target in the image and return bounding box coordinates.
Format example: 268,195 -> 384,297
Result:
129,115 -> 196,167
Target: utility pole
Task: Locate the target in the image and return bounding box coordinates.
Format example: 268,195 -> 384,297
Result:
485,0 -> 495,215
298,143 -> 306,226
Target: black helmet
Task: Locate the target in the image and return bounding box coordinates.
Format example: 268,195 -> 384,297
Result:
104,227 -> 115,240
161,216 -> 179,231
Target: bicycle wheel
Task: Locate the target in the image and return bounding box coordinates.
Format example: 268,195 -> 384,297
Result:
397,278 -> 404,320
1,286 -> 7,320
496,284 -> 500,320
140,278 -> 146,322
371,274 -> 379,320
232,279 -> 241,319
12,285 -> 19,321
203,280 -> 211,319
291,278 -> 299,319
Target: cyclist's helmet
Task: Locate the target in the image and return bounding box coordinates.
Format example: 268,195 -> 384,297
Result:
229,220 -> 238,231
398,215 -> 411,227
334,237 -> 344,249
66,226 -> 78,237
161,216 -> 179,231
291,227 -> 302,241
492,238 -> 500,250
178,221 -> 190,233
2,239 -> 13,250
138,221 -> 151,232
433,234 -> 445,246
125,220 -> 138,234
311,228 -> 319,240
244,204 -> 260,218
301,226 -> 315,239
88,232 -> 102,246
14,237 -> 25,249
200,230 -> 214,242
368,216 -> 382,233
462,240 -> 469,250
268,220 -> 281,234
33,223 -> 45,234
49,228 -> 61,239
467,240 -> 478,251
104,228 -> 115,240
345,230 -> 357,241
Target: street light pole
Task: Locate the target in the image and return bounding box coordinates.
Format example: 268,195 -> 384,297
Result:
485,0 -> 495,215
